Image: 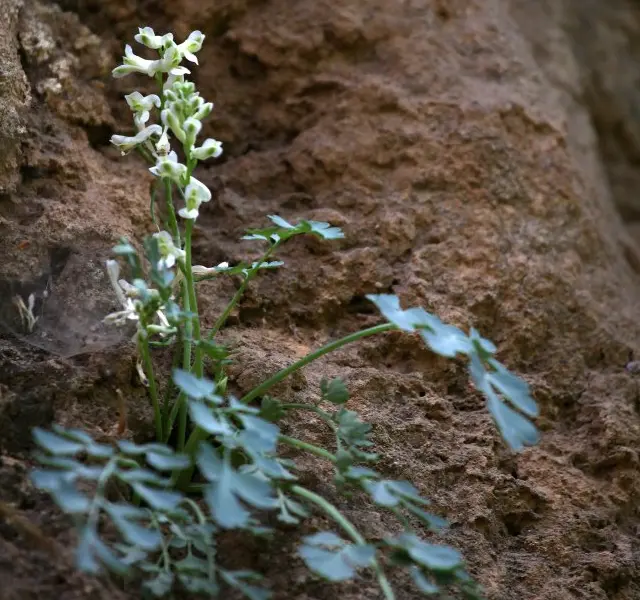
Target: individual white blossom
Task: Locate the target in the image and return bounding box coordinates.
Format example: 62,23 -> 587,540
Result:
153,231 -> 185,269
104,260 -> 140,325
176,31 -> 205,64
111,124 -> 162,154
134,27 -> 174,50
125,92 -> 161,125
192,138 -> 223,161
178,176 -> 211,220
149,151 -> 188,183
112,44 -> 191,79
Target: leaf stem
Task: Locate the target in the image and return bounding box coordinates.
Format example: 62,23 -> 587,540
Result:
291,485 -> 395,600
240,323 -> 396,404
278,435 -> 337,463
207,242 -> 280,340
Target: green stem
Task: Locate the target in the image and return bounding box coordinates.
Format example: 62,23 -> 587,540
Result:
278,435 -> 337,463
184,219 -> 203,378
291,485 -> 395,600
241,323 -> 396,404
207,242 -> 280,340
164,179 -> 181,247
281,404 -> 337,425
162,337 -> 183,437
176,280 -> 192,451
140,333 -> 163,441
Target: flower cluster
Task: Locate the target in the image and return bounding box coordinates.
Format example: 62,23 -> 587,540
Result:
110,27 -> 222,221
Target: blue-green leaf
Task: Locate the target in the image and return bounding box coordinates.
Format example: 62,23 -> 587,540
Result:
320,377 -> 349,405
173,369 -> 216,399
198,445 -> 277,528
119,468 -> 171,486
146,450 -> 191,471
366,294 -> 416,331
487,359 -> 538,417
486,394 -> 539,451
410,567 -> 440,594
469,328 -> 497,355
469,354 -> 539,451
131,483 -> 182,511
299,533 -> 374,582
419,320 -> 472,358
391,534 -> 462,572
189,402 -> 233,435
204,479 -> 250,529
33,428 -> 84,455
268,215 -> 294,229
143,572 -> 174,597
307,220 -> 344,240
110,514 -> 162,551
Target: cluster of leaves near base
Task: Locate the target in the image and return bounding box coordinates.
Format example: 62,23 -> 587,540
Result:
31,27 -> 540,600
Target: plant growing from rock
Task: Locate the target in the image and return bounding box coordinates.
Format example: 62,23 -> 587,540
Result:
31,27 -> 540,600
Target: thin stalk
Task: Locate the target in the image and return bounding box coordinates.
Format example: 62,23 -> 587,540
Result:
278,435 -> 337,463
176,280 -> 192,451
241,323 -> 396,404
164,179 -> 181,247
280,404 -> 337,426
140,333 -> 163,441
162,337 -> 183,437
207,242 -> 280,340
183,219 -> 203,377
291,485 -> 395,600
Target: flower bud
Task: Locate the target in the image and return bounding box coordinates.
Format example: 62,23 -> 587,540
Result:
183,117 -> 202,149
161,108 -> 186,144
193,102 -> 213,121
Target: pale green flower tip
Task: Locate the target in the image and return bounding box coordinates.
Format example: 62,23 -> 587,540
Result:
192,138 -> 223,161
178,207 -> 199,220
149,152 -> 188,182
135,27 -> 174,50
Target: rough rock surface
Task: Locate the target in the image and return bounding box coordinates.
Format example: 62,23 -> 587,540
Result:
0,0 -> 639,599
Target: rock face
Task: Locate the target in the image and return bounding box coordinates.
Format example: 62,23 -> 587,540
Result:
0,0 -> 639,599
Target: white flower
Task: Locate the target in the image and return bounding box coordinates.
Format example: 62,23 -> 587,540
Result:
112,44 -> 157,78
111,124 -> 162,154
134,27 -> 174,50
125,91 -> 161,124
104,260 -> 140,325
153,231 -> 185,269
112,43 -> 191,79
192,138 -> 223,161
149,151 -> 188,182
178,176 -> 211,220
177,30 -> 205,64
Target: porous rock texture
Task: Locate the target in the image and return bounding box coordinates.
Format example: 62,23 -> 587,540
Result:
0,0 -> 639,598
